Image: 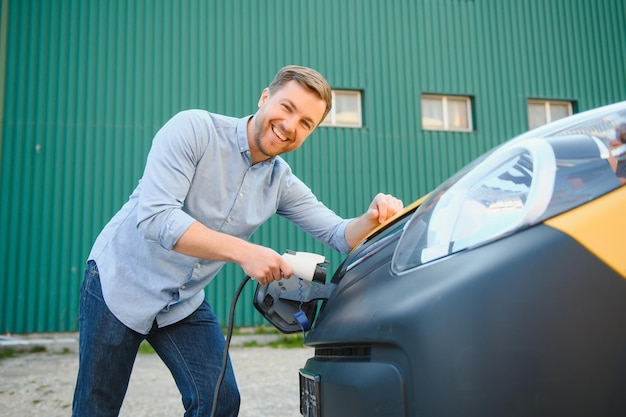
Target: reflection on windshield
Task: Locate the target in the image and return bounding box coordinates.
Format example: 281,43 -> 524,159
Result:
524,108 -> 626,183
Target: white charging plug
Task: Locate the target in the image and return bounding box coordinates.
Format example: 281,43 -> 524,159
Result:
282,251 -> 326,282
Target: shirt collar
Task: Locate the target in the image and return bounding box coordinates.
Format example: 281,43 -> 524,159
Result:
236,115 -> 252,155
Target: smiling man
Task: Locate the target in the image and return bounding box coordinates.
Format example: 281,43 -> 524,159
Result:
249,75 -> 326,160
71,65 -> 403,417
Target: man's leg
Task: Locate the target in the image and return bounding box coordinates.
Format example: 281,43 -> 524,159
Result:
72,261 -> 145,417
147,301 -> 240,417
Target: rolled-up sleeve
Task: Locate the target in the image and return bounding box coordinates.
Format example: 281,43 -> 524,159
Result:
277,170 -> 353,254
136,111 -> 206,250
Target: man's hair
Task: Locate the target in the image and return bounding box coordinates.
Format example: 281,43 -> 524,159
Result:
268,65 -> 332,124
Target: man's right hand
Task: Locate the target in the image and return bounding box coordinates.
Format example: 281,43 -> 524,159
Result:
238,244 -> 294,285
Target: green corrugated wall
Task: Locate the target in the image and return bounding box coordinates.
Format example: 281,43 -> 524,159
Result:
1,0 -> 625,333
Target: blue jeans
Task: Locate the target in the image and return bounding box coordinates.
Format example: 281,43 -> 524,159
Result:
72,261 -> 240,417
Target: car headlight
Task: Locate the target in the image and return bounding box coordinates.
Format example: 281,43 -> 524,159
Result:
392,134 -> 622,275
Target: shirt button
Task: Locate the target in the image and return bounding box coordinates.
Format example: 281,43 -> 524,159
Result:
227,217 -> 232,223
195,263 -> 202,268
181,285 -> 187,290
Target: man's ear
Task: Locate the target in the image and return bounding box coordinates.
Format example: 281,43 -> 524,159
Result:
258,88 -> 270,108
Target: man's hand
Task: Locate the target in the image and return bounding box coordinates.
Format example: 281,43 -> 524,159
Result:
344,193 -> 404,248
367,193 -> 404,224
238,244 -> 294,285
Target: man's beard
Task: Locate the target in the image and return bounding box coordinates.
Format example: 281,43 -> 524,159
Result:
253,117 -> 279,159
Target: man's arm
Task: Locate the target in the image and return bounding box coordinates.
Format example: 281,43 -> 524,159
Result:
173,221 -> 293,285
174,193 -> 402,283
344,193 -> 404,248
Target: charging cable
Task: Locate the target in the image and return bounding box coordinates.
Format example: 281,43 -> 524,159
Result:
210,275 -> 251,417
210,251 -> 326,417
208,275 -> 312,416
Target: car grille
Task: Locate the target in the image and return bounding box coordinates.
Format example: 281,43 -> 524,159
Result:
314,345 -> 371,360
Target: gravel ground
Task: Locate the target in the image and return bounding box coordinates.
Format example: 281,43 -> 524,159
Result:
0,333 -> 313,417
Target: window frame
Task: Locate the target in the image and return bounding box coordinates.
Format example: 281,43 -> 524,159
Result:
527,99 -> 573,129
320,89 -> 363,128
421,94 -> 474,132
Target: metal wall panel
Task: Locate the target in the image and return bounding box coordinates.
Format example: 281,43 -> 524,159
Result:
1,0 -> 625,333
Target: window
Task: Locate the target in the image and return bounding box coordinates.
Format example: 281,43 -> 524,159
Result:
528,99 -> 573,129
421,94 -> 473,132
321,90 -> 362,128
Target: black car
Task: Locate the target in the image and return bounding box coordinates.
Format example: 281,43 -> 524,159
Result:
255,101 -> 626,417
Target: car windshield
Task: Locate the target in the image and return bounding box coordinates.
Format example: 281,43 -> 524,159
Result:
392,102 -> 626,274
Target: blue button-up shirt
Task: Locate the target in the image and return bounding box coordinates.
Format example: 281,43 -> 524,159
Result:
89,110 -> 352,334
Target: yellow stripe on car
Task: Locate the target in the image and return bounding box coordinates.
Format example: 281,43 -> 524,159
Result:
545,186 -> 626,278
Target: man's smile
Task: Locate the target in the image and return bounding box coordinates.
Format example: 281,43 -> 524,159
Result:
272,124 -> 290,142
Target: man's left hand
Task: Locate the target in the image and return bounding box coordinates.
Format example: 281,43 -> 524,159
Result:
368,193 -> 404,224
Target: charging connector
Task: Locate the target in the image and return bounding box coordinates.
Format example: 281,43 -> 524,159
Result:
281,250 -> 326,282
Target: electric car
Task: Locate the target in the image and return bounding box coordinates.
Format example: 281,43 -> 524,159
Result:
256,101 -> 626,417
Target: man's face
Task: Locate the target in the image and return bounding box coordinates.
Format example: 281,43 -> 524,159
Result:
248,80 -> 327,163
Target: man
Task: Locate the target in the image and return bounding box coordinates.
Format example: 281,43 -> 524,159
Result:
71,65 -> 403,417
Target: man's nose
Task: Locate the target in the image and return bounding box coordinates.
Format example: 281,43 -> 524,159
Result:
283,115 -> 298,134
